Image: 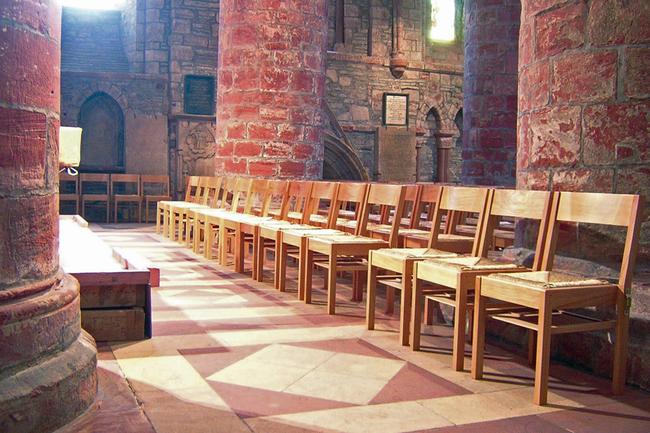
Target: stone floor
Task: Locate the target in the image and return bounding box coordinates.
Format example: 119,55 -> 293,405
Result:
57,225 -> 650,433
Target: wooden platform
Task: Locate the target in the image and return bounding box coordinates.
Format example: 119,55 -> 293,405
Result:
59,215 -> 154,341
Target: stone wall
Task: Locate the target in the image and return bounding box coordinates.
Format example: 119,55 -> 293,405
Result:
325,0 -> 465,181
60,71 -> 169,175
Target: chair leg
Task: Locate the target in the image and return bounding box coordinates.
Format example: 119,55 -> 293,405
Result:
304,250 -> 314,304
385,287 -> 395,315
411,274 -> 423,351
612,296 -> 629,395
400,261 -> 414,347
327,256 -> 338,315
527,330 -> 537,367
533,296 -> 553,406
278,242 -> 288,292
366,264 -> 377,330
471,278 -> 486,380
452,286 -> 468,372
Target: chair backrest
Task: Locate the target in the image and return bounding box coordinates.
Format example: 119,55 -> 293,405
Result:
59,172 -> 79,196
184,176 -> 201,202
398,184 -> 420,227
248,178 -> 270,215
331,182 -> 369,234
306,181 -> 339,228
413,183 -> 442,229
428,186 -> 490,256
265,179 -> 289,217
202,176 -> 223,207
141,175 -> 169,197
231,177 -> 253,212
359,183 -> 407,247
110,174 -> 141,196
280,180 -> 313,221
80,173 -> 110,195
542,191 -> 643,290
478,189 -> 554,270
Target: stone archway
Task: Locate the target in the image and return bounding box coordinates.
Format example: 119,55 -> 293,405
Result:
78,92 -> 125,172
323,132 -> 369,181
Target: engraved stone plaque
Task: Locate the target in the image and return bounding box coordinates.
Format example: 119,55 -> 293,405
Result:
382,93 -> 409,126
376,126 -> 417,182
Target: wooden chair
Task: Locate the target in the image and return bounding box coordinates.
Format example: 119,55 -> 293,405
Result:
366,186 -> 488,347
471,191 -> 642,405
304,183 -> 407,314
281,180 -> 314,224
411,189 -> 552,372
192,176 -> 237,255
111,174 -> 141,223
179,176 -> 222,246
80,173 -> 110,223
168,176 -> 214,242
59,172 -> 80,215
276,182 -> 341,296
142,175 -> 170,223
219,178 -> 272,272
366,184 -> 420,245
201,177 -> 252,261
253,180 -> 314,286
332,182 -> 370,235
157,175 -> 201,236
400,184 -> 476,253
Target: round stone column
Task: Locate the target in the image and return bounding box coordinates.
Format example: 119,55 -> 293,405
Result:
0,2 -> 97,432
215,0 -> 328,179
517,0 -> 649,260
462,0 -> 520,186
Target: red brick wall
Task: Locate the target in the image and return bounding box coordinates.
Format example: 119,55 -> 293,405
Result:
214,0 -> 329,179
462,0 -> 520,186
517,0 -> 650,261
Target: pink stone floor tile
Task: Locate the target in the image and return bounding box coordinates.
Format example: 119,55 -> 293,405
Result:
210,382 -> 355,418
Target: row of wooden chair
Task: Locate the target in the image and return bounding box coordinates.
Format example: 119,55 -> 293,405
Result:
155,176 -> 642,406
60,173 -> 170,223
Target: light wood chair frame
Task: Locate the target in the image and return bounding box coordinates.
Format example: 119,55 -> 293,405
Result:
471,191 -> 642,405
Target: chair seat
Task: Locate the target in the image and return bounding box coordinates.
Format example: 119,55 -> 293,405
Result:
309,214 -> 329,225
483,271 -> 610,290
373,248 -> 458,260
287,211 -> 303,220
422,256 -> 522,272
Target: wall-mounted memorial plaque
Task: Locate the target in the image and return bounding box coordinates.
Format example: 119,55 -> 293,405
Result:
382,93 -> 409,126
184,75 -> 215,115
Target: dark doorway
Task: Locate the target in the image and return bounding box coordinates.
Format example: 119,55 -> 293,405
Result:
78,92 -> 125,172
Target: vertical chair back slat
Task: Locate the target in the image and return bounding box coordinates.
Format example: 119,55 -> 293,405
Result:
412,183 -> 442,229
230,177 -> 253,213
203,177 -> 223,207
428,186 -> 490,256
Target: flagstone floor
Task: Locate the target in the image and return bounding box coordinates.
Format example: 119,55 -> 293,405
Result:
58,224 -> 650,433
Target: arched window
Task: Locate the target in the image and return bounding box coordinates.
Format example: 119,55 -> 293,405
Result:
429,0 -> 463,43
78,92 -> 125,172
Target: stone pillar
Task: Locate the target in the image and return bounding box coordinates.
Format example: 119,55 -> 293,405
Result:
0,2 -> 97,432
462,0 -> 520,186
214,0 -> 329,179
517,0 -> 649,261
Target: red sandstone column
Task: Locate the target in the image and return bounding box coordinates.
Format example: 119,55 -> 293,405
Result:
462,0 -> 520,186
214,0 -> 328,179
0,2 -> 97,432
517,0 -> 649,258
